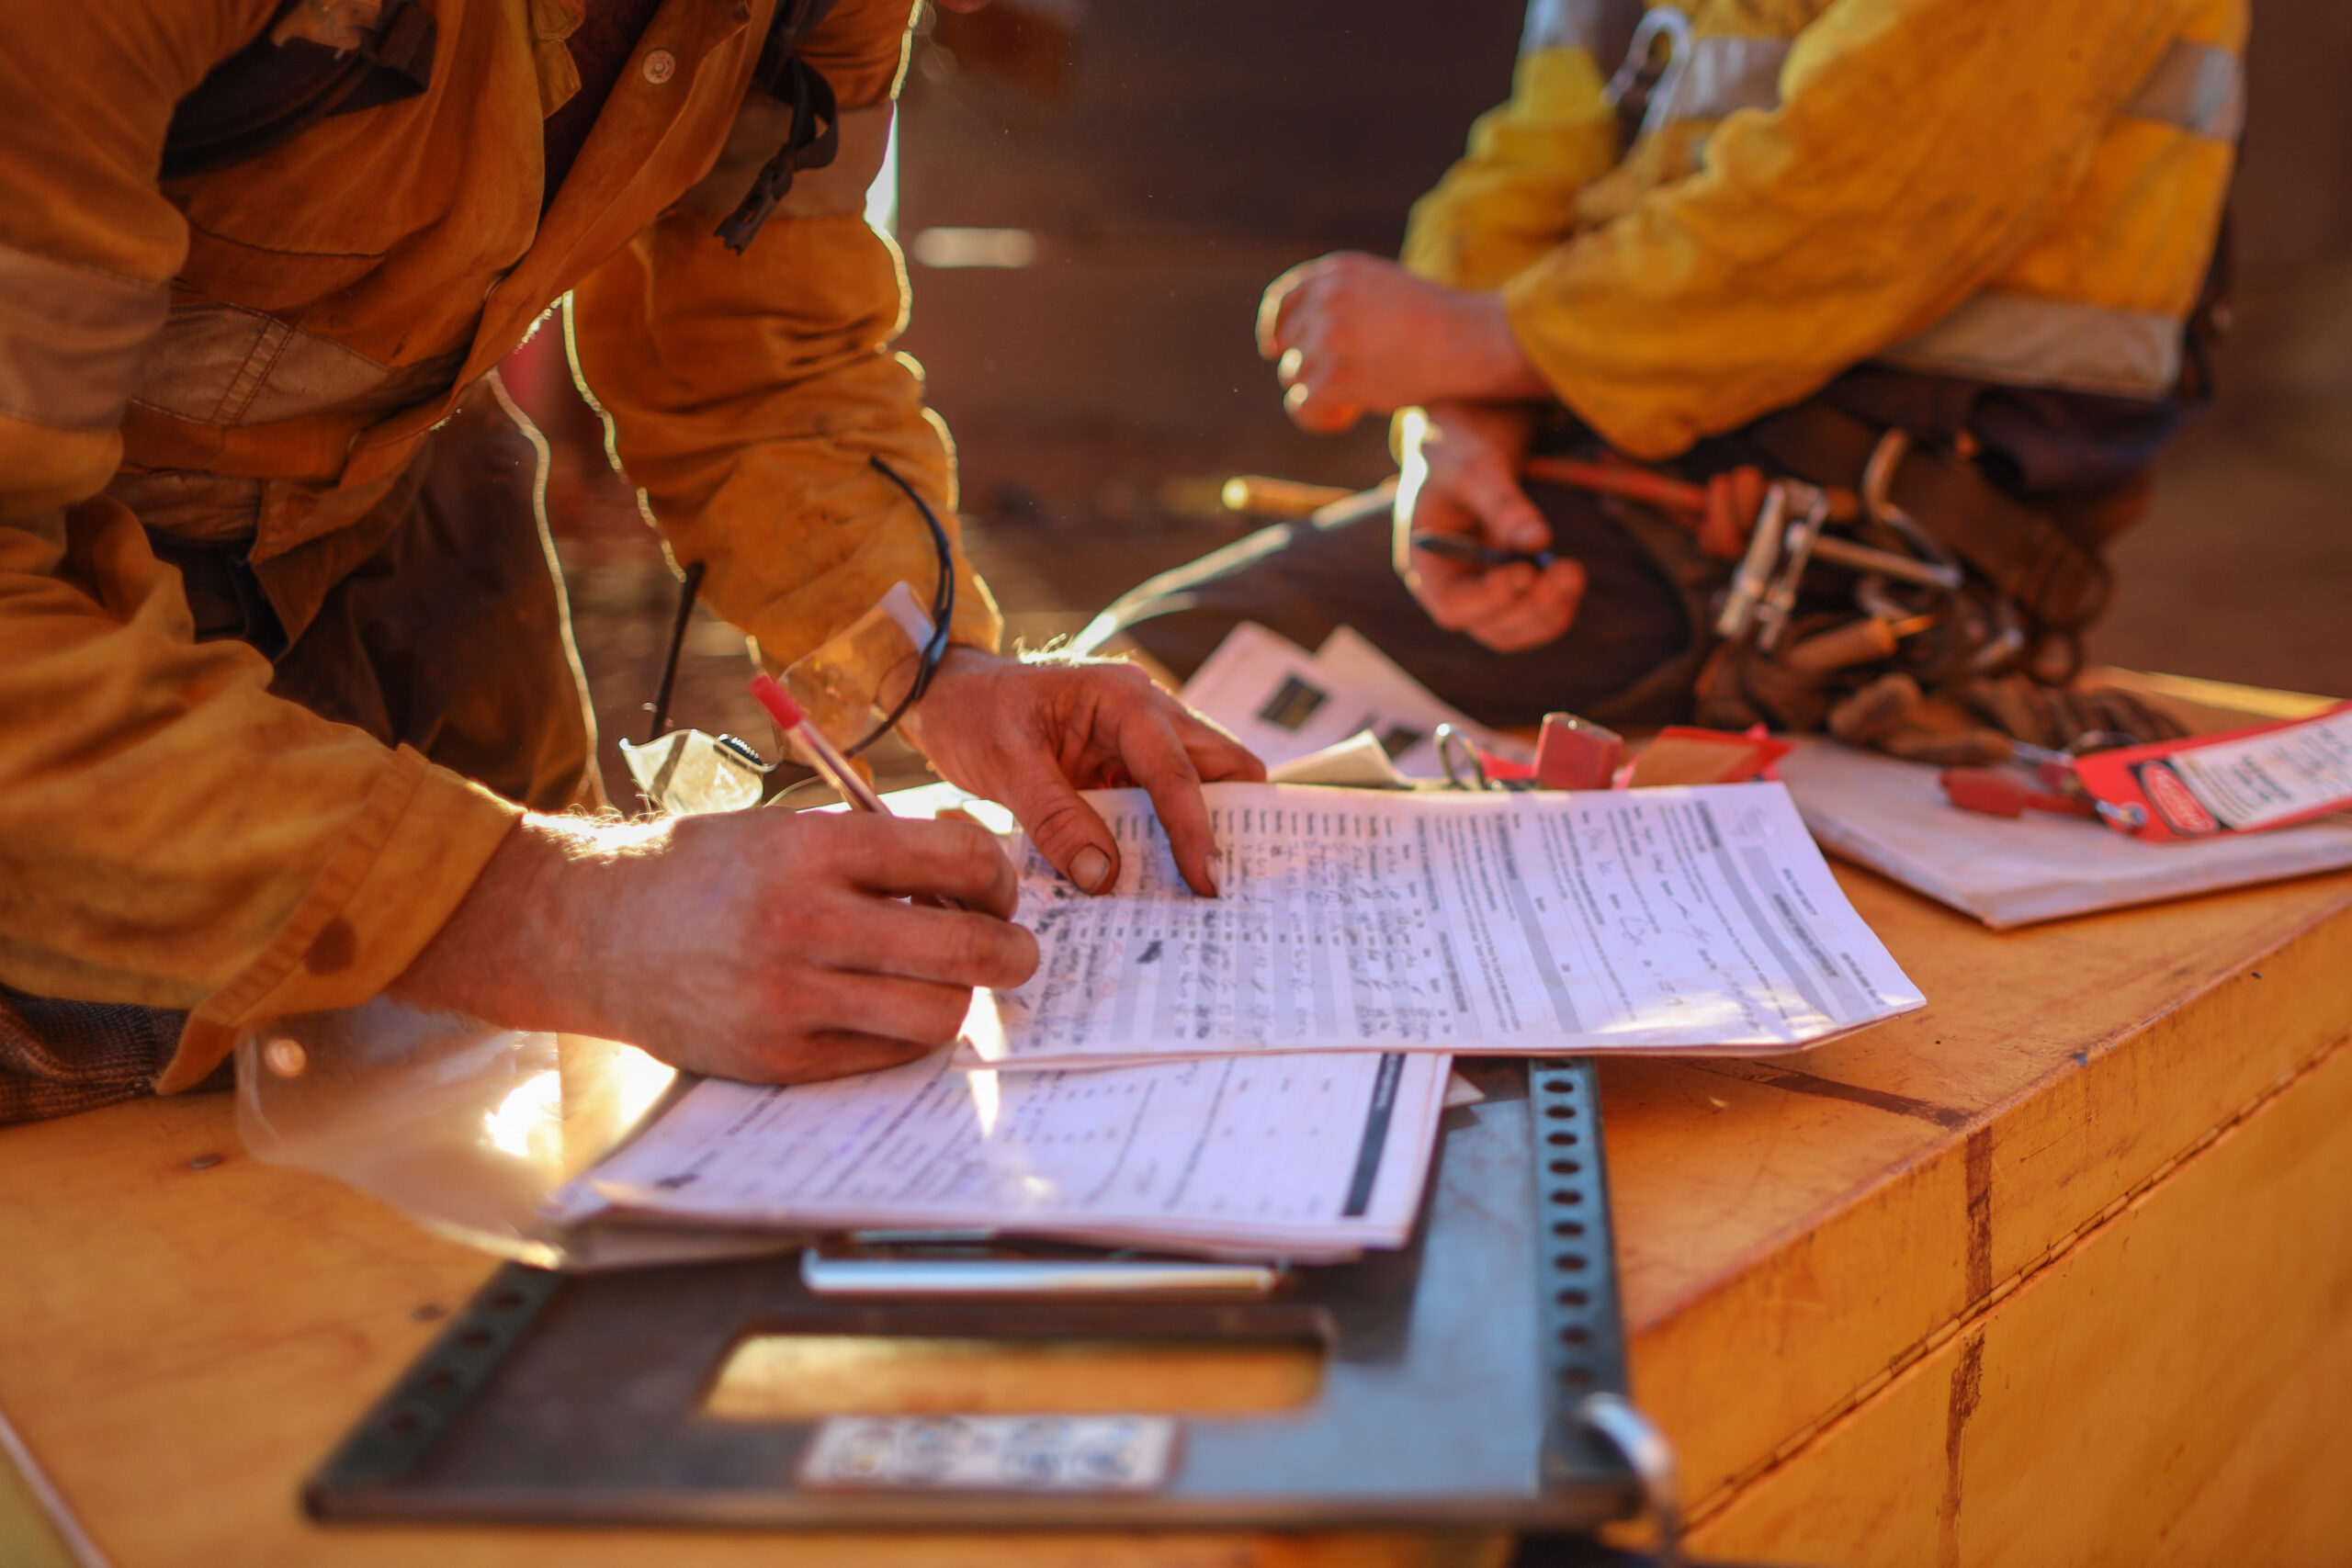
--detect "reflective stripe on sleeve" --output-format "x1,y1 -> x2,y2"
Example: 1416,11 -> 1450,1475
1874,291 -> 2183,400
0,243 -> 169,433
128,302 -> 462,428
2121,38 -> 2244,141
1521,0 -> 1641,57
1658,33 -> 1788,124
1645,29 -> 2238,143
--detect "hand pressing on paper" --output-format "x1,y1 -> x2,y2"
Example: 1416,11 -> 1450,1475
393,809 -> 1037,1085
903,647 -> 1264,898
1395,402 -> 1587,653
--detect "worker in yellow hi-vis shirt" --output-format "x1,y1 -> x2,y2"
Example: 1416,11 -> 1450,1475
1091,0 -> 2240,754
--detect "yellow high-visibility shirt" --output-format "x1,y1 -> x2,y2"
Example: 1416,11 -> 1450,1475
1402,0 -> 2245,458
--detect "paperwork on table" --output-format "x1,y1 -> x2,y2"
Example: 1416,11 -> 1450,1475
957,780 -> 1923,1071
549,1047 -> 1450,1261
1180,623 -> 1528,778
1778,738 -> 2352,929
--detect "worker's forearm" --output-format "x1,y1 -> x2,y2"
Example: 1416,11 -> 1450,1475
1444,292 -> 1555,404
390,815 -> 650,1035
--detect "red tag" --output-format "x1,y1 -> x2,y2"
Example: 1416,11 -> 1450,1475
1622,727 -> 1794,789
2072,701 -> 2352,842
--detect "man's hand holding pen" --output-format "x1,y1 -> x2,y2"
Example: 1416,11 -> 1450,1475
390,648 -> 1260,1084
1394,402 -> 1588,653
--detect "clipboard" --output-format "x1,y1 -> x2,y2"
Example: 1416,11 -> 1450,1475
304,1057 -> 1663,1532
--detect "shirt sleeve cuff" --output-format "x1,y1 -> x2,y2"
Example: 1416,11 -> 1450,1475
157,747 -> 523,1092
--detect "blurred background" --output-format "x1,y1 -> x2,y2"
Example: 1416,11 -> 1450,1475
503,0 -> 2352,804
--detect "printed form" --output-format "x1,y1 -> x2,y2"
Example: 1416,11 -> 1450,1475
2169,705 -> 2352,830
556,1048 -> 1448,1259
963,781 -> 1924,1069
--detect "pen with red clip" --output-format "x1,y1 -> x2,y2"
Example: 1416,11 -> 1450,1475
750,673 -> 886,812
749,673 -> 961,908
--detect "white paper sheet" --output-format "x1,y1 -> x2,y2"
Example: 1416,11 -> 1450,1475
1777,737 -> 2352,929
553,1047 -> 1449,1260
1178,623 -> 1525,778
960,781 -> 1922,1069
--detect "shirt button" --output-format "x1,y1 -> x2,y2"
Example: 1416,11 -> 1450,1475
641,49 -> 676,85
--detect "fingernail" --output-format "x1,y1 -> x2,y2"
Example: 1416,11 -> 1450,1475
1070,846 -> 1113,892
1511,524 -> 1548,550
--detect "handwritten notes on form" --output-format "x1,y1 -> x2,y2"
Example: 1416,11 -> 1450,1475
963,781 -> 1923,1069
556,1047 -> 1448,1259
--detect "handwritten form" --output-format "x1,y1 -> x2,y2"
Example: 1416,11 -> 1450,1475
555,1048 -> 1448,1259
963,782 -> 1924,1069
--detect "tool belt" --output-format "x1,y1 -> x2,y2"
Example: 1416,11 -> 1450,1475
1634,397 -> 2183,763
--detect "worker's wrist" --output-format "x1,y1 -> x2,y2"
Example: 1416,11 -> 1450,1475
1453,294 -> 1550,403
390,813 -> 662,1034
895,644 -> 1005,751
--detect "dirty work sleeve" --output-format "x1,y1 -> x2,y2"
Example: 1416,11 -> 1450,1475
1500,0 -> 2197,458
0,0 -> 522,1095
567,0 -> 1001,685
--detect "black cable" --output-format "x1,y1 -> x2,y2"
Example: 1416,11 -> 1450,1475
638,461 -> 951,757
645,558 -> 706,743
845,454 -> 956,759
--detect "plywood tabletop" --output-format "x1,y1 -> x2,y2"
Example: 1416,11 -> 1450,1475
1611,862 -> 2352,1514
5,863 -> 2348,1564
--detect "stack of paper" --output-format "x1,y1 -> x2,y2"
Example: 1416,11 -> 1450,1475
1778,737 -> 2352,929
551,1048 -> 1447,1262
1179,624 -> 1528,777
962,781 -> 1924,1071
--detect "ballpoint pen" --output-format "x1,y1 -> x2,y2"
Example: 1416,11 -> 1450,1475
750,672 -> 886,811
1408,532 -> 1559,570
749,673 -> 960,908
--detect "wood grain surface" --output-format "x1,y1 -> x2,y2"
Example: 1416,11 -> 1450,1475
5,863 -> 2350,1565
1686,1025 -> 2352,1565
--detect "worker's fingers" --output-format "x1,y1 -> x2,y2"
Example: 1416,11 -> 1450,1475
806,969 -> 1000,1054
820,814 -> 1021,919
1454,460 -> 1549,555
1107,699 -> 1228,897
1464,559 -> 1587,653
1170,705 -> 1267,786
1257,260 -> 1324,359
1700,467 -> 1769,559
991,753 -> 1125,895
1283,378 -> 1363,434
744,1029 -> 942,1086
1420,558 -> 1541,633
804,897 -> 1037,991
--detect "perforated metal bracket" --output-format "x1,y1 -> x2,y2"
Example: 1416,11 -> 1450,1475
1529,1059 -> 1641,1482
310,1263 -> 565,1501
